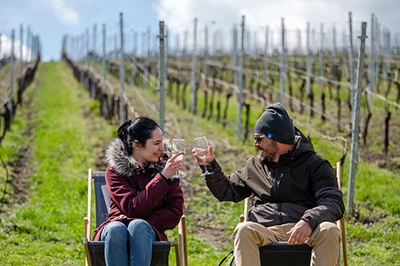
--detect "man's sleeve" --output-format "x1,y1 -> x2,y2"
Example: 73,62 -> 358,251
301,161 -> 345,230
204,159 -> 252,203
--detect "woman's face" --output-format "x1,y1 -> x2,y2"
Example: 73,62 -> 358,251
134,127 -> 164,165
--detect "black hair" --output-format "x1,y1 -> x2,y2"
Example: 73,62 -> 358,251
117,117 -> 161,156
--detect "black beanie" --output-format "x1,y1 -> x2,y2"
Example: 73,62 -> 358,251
254,102 -> 295,144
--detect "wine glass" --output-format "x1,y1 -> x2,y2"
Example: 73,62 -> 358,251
193,136 -> 213,176
171,139 -> 186,179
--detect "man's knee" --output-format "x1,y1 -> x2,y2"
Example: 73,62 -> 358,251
233,222 -> 252,240
232,221 -> 270,244
317,222 -> 341,241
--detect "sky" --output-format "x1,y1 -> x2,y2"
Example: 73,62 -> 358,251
0,0 -> 399,62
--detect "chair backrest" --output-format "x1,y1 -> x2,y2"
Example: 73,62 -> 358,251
93,172 -> 110,227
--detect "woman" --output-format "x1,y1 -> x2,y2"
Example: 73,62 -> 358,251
93,117 -> 184,266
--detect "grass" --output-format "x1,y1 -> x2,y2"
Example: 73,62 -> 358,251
0,61 -> 113,265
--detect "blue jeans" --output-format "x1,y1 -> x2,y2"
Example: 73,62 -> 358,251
101,219 -> 156,266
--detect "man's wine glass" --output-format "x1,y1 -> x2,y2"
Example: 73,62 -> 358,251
171,139 -> 186,179
193,136 -> 213,176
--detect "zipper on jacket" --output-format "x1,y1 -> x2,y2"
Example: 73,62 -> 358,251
276,173 -> 283,187
273,172 -> 284,224
271,170 -> 282,199
278,202 -> 283,224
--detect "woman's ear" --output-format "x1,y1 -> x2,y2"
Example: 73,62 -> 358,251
132,140 -> 142,149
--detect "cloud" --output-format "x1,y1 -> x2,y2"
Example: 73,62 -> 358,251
153,0 -> 322,51
156,0 -> 329,30
155,0 -> 400,53
155,0 -> 398,36
43,0 -> 80,26
0,34 -> 33,60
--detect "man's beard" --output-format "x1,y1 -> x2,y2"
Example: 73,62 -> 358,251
258,141 -> 278,162
263,148 -> 277,162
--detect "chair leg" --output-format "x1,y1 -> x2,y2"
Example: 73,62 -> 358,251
179,215 -> 188,266
335,163 -> 348,266
172,238 -> 181,266
340,218 -> 348,266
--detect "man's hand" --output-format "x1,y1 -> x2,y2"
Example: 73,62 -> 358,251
192,144 -> 214,165
286,220 -> 312,245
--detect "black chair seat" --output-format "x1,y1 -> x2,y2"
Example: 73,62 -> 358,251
259,242 -> 312,266
87,240 -> 171,266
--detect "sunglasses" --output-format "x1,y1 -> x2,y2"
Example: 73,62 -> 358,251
254,134 -> 266,143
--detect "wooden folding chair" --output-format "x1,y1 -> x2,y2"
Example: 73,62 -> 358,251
238,162 -> 348,266
83,169 -> 188,266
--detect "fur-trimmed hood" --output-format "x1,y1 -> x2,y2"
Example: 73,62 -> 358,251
105,138 -> 170,177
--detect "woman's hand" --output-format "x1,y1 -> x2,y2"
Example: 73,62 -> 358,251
192,144 -> 214,165
161,152 -> 183,179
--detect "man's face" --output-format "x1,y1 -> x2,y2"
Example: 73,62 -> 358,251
254,134 -> 278,162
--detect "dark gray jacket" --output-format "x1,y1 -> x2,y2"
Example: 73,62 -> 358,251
204,129 -> 344,230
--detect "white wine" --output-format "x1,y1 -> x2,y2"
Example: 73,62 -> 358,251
171,139 -> 186,179
197,149 -> 207,160
193,136 -> 214,176
171,151 -> 184,160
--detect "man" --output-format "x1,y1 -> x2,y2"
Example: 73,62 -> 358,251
192,102 -> 344,266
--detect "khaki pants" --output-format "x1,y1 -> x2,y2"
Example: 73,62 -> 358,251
232,221 -> 340,266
